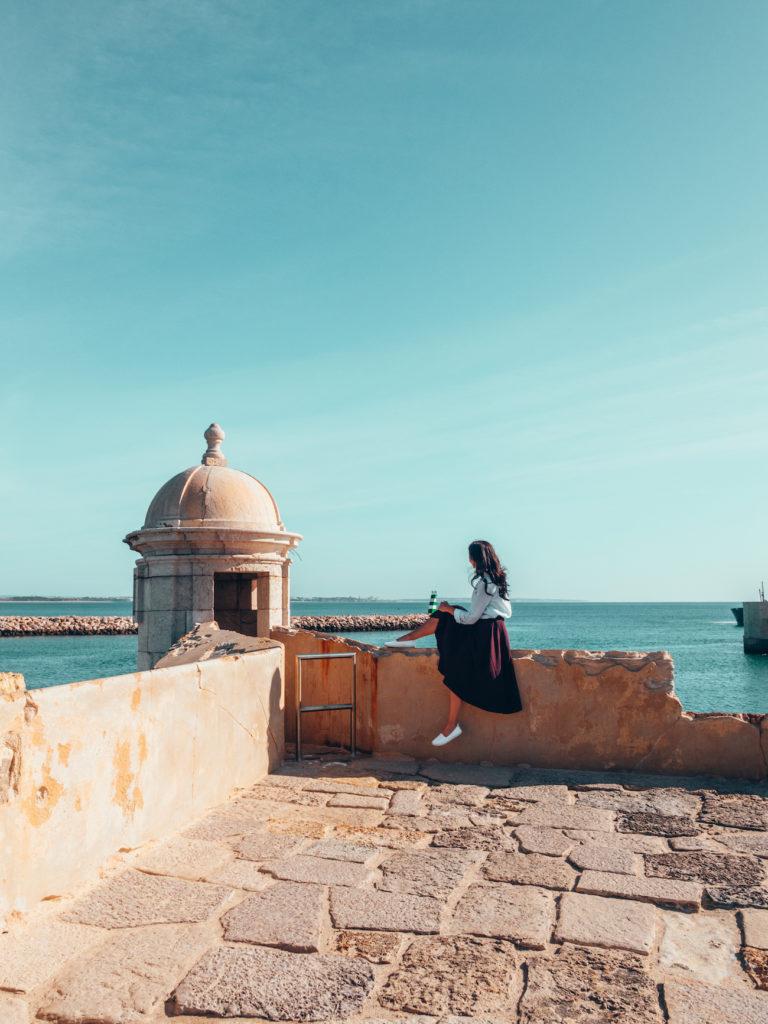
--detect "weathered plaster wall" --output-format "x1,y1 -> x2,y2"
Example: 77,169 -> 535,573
0,639 -> 283,924
274,628 -> 768,780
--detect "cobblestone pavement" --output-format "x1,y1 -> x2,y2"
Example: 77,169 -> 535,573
3,757 -> 768,1023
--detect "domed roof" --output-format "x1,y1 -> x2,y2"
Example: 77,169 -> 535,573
142,424 -> 284,531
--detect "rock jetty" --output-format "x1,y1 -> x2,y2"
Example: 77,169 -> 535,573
0,614 -> 428,637
0,616 -> 138,636
292,614 -> 428,633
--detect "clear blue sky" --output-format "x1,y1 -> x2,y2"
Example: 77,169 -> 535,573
1,1 -> 766,601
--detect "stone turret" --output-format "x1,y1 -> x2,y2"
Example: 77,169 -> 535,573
124,424 -> 302,669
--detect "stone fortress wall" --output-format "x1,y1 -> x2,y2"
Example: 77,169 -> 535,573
1,624 -> 767,926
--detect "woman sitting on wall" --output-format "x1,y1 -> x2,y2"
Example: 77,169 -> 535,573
386,539 -> 522,746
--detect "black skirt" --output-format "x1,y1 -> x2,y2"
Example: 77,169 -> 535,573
434,610 -> 523,714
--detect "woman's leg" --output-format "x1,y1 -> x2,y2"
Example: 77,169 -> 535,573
394,616 -> 439,642
440,691 -> 463,735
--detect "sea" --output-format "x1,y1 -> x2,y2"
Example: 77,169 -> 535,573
1,599 -> 766,714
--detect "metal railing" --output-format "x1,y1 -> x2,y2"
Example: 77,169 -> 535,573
294,652 -> 356,761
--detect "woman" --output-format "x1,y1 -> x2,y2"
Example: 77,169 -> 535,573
385,539 -> 522,746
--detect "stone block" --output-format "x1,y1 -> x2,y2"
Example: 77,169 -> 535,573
304,838 -> 381,863
61,869 -> 233,928
335,929 -> 404,963
330,886 -> 441,933
431,825 -> 517,851
0,919 -> 105,992
222,881 -> 326,952
183,809 -> 258,842
484,851 -> 577,890
714,831 -> 768,858
664,977 -> 768,1023
577,788 -> 701,817
555,891 -> 656,955
493,783 -> 572,803
378,848 -> 479,898
565,828 -> 668,854
451,883 -> 554,949
378,935 -> 521,1017
235,832 -> 305,861
515,825 -> 575,856
568,844 -> 641,875
171,944 -> 375,1021
658,908 -> 742,985
133,836 -> 232,881
327,792 -> 390,810
304,780 -> 394,798
37,923 -> 213,1024
146,574 -> 192,612
743,947 -> 768,990
706,886 -> 768,909
205,859 -> 272,891
388,790 -> 424,816
742,908 -> 768,949
519,945 -> 663,1023
700,794 -> 768,830
577,869 -> 702,909
618,812 -> 699,837
516,803 -> 615,832
426,783 -> 490,806
260,854 -> 373,887
645,851 -> 764,886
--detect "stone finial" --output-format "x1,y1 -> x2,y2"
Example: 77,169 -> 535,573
202,423 -> 228,467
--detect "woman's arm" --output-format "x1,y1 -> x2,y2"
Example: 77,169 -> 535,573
452,584 -> 493,625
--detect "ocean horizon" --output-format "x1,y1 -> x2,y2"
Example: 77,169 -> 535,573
1,599 -> 766,715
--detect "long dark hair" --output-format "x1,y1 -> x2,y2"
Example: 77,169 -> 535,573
468,539 -> 509,599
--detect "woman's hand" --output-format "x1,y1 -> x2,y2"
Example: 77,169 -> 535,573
438,601 -> 454,614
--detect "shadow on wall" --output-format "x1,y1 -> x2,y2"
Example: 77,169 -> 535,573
273,628 -> 768,781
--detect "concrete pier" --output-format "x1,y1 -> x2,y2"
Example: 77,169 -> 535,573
743,600 -> 768,654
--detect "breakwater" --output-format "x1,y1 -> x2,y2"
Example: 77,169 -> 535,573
0,614 -> 427,637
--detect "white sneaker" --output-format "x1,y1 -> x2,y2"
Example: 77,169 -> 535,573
431,724 -> 462,746
384,638 -> 414,648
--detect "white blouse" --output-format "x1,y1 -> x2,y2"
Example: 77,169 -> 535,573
453,575 -> 512,625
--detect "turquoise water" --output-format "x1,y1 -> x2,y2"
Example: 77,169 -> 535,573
1,600 -> 766,714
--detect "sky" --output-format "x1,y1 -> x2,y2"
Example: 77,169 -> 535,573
1,0 -> 767,602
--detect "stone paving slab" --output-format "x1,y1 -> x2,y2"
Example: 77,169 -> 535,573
664,977 -> 768,1023
431,825 -> 517,852
705,885 -> 768,909
577,788 -> 701,817
38,923 -> 214,1024
741,908 -> 768,949
334,929 -> 405,963
303,780 -> 395,799
565,828 -> 669,854
60,870 -> 233,928
304,838 -> 382,863
133,836 -> 232,881
567,844 -> 641,875
222,881 -> 326,952
378,848 -> 479,898
426,783 -> 491,806
204,859 -> 273,891
330,885 -> 441,933
378,935 -> 521,1017
700,795 -> 768,831
577,869 -> 702,908
657,908 -> 743,986
171,944 -> 375,1021
743,947 -> 768,989
645,851 -> 765,886
618,811 -> 699,836
327,793 -> 391,810
491,783 -> 571,803
261,854 -> 374,887
451,883 -> 554,948
515,803 -> 615,832
234,832 -> 306,861
329,824 -> 432,849
555,891 -> 657,955
182,809 -> 261,842
483,851 -> 577,890
710,831 -> 768,858
0,919 -> 105,993
387,790 -> 424,815
518,945 -> 664,1023
515,825 -> 575,856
